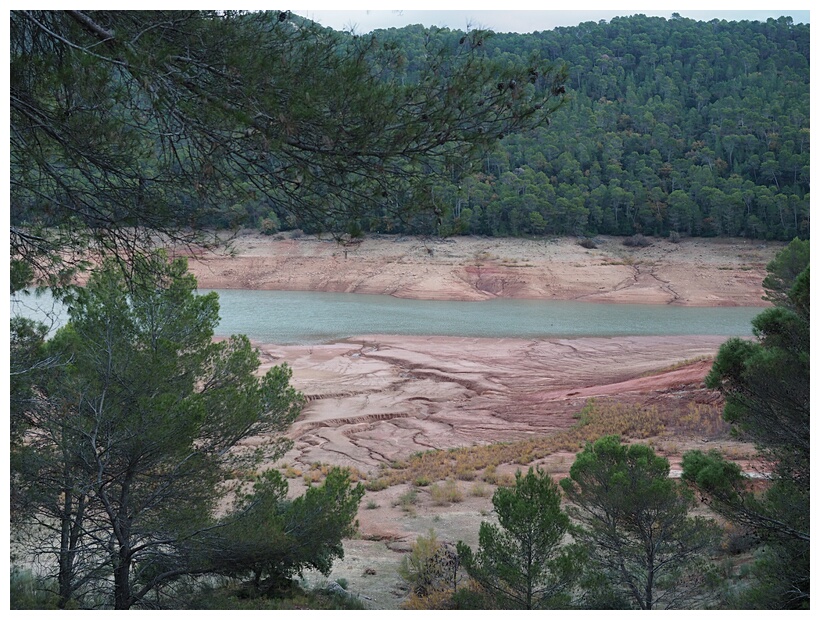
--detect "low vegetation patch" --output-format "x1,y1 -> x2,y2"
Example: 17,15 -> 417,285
366,398 -> 730,488
186,582 -> 366,610
394,488 -> 420,513
429,479 -> 464,505
623,233 -> 652,247
10,568 -> 366,611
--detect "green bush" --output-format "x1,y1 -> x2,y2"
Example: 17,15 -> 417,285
259,212 -> 281,234
365,478 -> 389,491
188,581 -> 366,610
623,234 -> 651,247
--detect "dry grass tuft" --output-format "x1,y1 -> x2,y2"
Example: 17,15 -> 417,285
429,479 -> 464,505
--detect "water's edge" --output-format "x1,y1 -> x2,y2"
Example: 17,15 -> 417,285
11,288 -> 760,345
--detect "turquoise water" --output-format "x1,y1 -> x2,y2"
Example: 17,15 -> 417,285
11,288 -> 762,345
204,289 -> 761,343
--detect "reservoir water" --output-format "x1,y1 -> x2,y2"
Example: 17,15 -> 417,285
12,288 -> 763,345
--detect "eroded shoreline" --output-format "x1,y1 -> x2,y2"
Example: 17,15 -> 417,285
252,333 -> 732,473
183,232 -> 779,307
193,232 -> 773,475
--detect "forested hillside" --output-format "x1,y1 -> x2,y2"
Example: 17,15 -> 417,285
11,13 -> 809,243
351,15 -> 808,240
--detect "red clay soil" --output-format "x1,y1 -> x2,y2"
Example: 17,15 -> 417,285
183,231 -> 779,306
186,233 -> 775,608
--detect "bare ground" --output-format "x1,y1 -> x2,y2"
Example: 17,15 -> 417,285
183,231 -> 778,307
249,334 -> 760,608
178,232 -> 778,608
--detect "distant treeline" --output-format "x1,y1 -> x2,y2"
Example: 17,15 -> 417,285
268,15 -> 808,240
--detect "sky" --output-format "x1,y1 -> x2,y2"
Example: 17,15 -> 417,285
6,3 -> 808,33
292,2 -> 810,34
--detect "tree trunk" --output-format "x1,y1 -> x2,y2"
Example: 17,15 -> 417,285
58,456 -> 87,607
111,473 -> 135,609
645,544 -> 655,610
57,496 -> 75,608
113,544 -> 133,610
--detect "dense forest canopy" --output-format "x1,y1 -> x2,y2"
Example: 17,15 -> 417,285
351,14 -> 808,240
11,13 -> 809,250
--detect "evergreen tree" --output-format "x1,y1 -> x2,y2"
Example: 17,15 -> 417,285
203,467 -> 364,595
10,10 -> 567,286
683,251 -> 809,608
11,254 -> 305,609
457,467 -> 579,609
761,237 -> 810,305
364,15 -> 809,239
561,436 -> 721,609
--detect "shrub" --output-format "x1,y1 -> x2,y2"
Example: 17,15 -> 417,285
669,230 -> 682,244
302,469 -> 323,485
283,464 -> 302,478
259,212 -> 281,234
399,529 -> 460,603
399,529 -> 443,594
455,465 -> 476,481
515,449 -> 534,465
722,523 -> 757,555
189,582 -> 366,610
578,238 -> 597,249
394,488 -> 419,512
401,588 -> 456,610
623,234 -> 651,247
430,479 -> 464,505
451,580 -> 492,609
470,481 -> 489,497
365,478 -> 389,492
10,568 -> 60,609
481,465 -> 498,485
